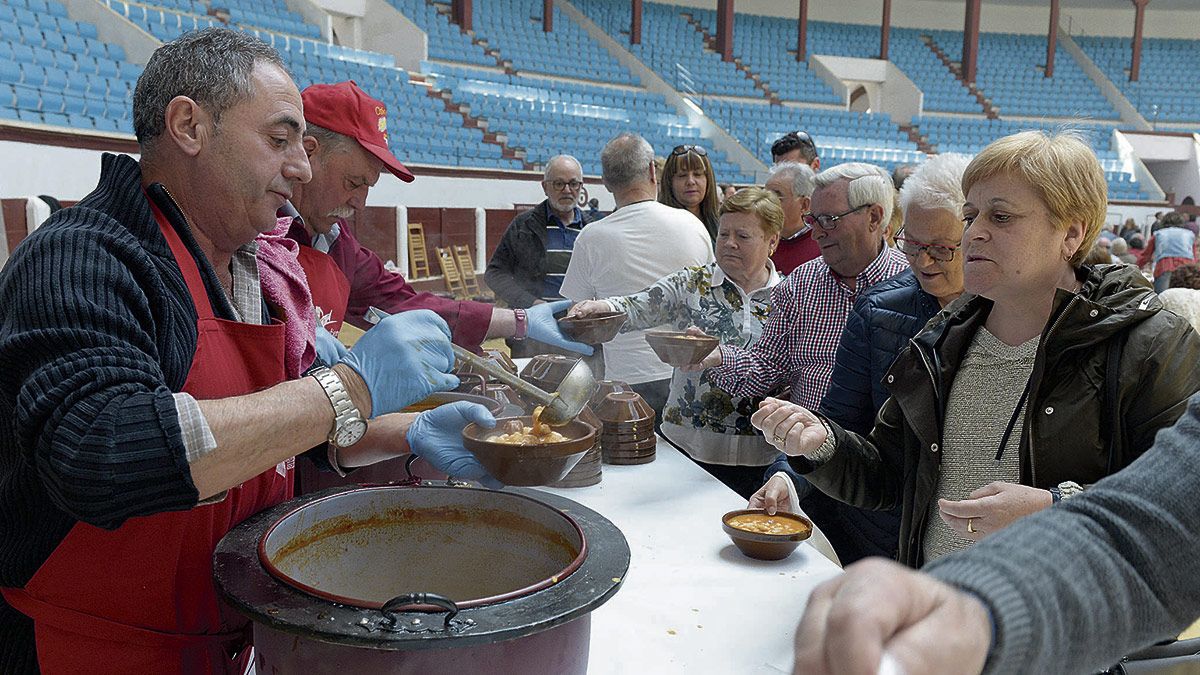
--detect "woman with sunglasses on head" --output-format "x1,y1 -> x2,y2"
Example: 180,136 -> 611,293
660,145 -> 721,243
749,131 -> 1200,568
755,154 -> 972,565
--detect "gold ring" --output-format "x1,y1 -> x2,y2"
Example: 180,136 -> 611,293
967,518 -> 976,533
773,434 -> 785,444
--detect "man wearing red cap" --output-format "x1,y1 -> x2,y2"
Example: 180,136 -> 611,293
284,80 -> 588,355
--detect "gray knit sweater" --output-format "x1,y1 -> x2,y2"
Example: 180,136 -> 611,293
923,329 -> 1037,561
925,392 -> 1200,673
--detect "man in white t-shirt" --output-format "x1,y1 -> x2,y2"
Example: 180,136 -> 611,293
560,133 -> 715,414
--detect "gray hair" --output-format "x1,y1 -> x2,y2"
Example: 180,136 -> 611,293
306,123 -> 356,155
543,155 -> 582,180
133,28 -> 285,150
814,162 -> 894,223
601,133 -> 655,192
897,153 -> 971,219
767,161 -> 815,198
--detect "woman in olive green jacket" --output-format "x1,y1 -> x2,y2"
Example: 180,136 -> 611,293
750,131 -> 1200,567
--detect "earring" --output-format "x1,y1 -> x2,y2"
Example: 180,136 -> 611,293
1062,250 -> 1072,262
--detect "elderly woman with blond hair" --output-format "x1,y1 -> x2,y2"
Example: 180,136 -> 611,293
750,131 -> 1200,567
569,187 -> 784,497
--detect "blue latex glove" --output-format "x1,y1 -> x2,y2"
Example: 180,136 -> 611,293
525,300 -> 594,355
314,326 -> 349,365
406,401 -> 502,488
339,309 -> 459,415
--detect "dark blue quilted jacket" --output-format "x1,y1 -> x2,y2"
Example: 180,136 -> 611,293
819,269 -> 941,435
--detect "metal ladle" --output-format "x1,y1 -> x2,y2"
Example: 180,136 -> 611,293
364,306 -> 597,426
451,344 -> 597,426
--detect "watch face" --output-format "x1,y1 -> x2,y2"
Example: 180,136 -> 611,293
335,418 -> 367,447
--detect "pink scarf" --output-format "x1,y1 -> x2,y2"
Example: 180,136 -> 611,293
256,217 -> 318,377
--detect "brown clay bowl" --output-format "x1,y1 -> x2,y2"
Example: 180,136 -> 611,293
589,380 -> 633,408
402,391 -> 505,416
721,509 -> 813,561
462,416 -> 596,487
558,311 -> 628,344
595,392 -> 655,424
644,330 -> 720,367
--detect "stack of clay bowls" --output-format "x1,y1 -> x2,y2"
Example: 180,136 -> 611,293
594,389 -> 656,465
547,406 -> 603,488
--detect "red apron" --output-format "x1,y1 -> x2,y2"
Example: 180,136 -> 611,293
297,244 -> 350,337
1,205 -> 296,674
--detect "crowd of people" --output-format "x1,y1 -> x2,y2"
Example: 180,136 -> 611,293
3,26 -> 1200,675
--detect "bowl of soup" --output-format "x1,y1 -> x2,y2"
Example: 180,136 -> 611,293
462,410 -> 596,487
721,509 -> 813,561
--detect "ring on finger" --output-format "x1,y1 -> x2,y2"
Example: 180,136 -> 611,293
967,517 -> 976,533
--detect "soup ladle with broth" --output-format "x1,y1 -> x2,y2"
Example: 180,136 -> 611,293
364,307 -> 599,426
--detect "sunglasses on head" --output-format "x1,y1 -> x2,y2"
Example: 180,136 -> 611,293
671,145 -> 708,157
772,131 -> 817,158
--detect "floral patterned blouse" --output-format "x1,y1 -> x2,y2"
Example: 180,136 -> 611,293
606,261 -> 782,466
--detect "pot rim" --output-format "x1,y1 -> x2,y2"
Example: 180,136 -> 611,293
257,485 -> 589,610
214,485 -> 630,650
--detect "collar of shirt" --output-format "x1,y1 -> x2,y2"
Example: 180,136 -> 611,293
828,243 -> 899,290
284,214 -> 341,253
782,225 -> 812,241
710,259 -> 781,298
546,202 -> 583,229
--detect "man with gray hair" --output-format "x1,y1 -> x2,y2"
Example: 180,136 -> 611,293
561,133 -> 714,413
285,81 -> 589,357
764,161 -> 819,274
0,29 -> 495,671
700,162 -> 908,415
487,156 -> 588,306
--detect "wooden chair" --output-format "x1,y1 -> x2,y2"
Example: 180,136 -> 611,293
435,246 -> 468,299
453,244 -> 489,299
408,223 -> 431,279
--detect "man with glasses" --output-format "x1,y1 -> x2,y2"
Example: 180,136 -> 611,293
284,82 -> 588,355
700,163 -> 907,417
487,155 -> 594,356
764,161 -> 820,274
771,130 -> 820,170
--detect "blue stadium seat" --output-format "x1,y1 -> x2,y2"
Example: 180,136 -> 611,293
13,85 -> 39,111
0,62 -> 22,86
41,91 -> 65,113
43,111 -> 70,127
20,64 -> 47,87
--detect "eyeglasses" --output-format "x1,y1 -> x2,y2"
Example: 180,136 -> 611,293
803,204 -> 868,231
671,145 -> 708,157
771,131 -> 817,159
547,179 -> 584,192
895,233 -> 960,262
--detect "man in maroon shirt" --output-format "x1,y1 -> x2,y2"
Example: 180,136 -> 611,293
282,81 -> 589,354
765,161 -> 820,275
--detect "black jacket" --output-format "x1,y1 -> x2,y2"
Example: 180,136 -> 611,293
484,200 -> 589,308
798,264 -> 1200,567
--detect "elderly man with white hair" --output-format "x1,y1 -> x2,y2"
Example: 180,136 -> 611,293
764,161 -> 819,274
698,162 -> 908,416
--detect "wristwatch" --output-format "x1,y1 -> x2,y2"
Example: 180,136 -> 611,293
1049,480 -> 1084,504
310,366 -> 367,450
513,308 -> 528,340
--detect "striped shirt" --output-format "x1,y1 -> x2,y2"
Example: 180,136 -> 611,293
708,245 -> 909,409
542,203 -> 583,300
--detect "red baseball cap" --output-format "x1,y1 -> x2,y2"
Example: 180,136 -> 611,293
301,80 -> 415,183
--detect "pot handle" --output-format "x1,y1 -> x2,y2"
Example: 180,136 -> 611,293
380,593 -> 460,631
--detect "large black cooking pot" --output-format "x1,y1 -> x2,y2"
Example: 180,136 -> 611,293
213,485 -> 629,674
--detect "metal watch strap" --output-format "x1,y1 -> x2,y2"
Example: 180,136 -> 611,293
309,366 -> 365,473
